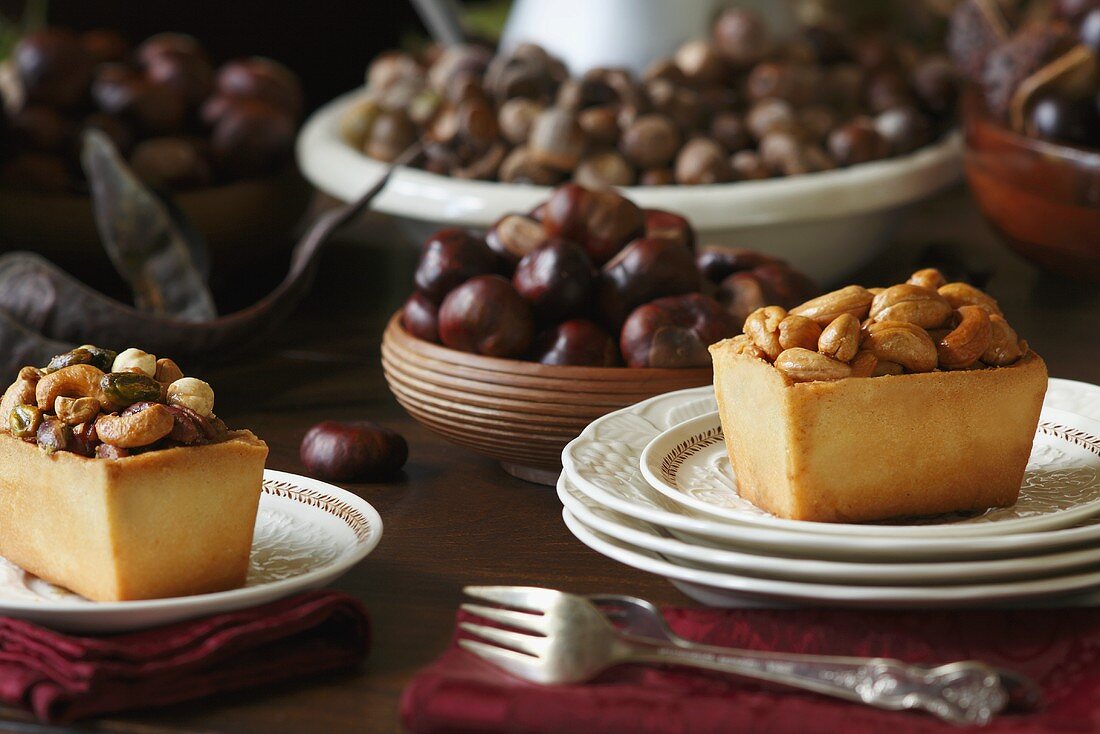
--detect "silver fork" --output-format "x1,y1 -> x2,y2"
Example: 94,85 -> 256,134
461,586 -> 1036,726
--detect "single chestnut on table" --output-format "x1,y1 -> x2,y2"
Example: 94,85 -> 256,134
300,421 -> 409,481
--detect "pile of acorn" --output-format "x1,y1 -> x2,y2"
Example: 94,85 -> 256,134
0,26 -> 303,193
950,0 -> 1100,147
400,183 -> 815,368
343,8 -> 956,187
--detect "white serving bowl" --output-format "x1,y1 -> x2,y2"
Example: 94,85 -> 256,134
297,89 -> 963,284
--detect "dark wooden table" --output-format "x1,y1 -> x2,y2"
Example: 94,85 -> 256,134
3,186 -> 1099,733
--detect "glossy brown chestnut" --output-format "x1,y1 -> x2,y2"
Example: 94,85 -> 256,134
215,57 -> 304,119
129,137 -> 212,189
620,293 -> 737,368
597,237 -> 701,328
643,209 -> 696,250
513,239 -> 595,322
828,117 -> 890,166
144,50 -> 215,106
13,28 -> 94,109
542,184 -> 645,265
401,291 -> 440,343
438,275 -> 535,358
533,319 -> 620,366
414,228 -> 499,303
300,420 -> 409,481
210,99 -> 297,177
696,245 -> 777,282
485,213 -> 549,263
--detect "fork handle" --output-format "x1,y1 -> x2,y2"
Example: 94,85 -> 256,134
621,637 -> 1008,726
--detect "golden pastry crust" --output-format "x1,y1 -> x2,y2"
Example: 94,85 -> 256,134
709,341 -> 1047,522
0,430 -> 268,601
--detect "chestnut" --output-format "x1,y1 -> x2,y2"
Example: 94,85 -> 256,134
414,228 -> 499,302
731,150 -> 770,181
709,111 -> 750,152
696,246 -> 777,283
528,107 -> 586,171
597,237 -> 701,328
498,97 -> 543,144
874,106 -> 931,155
643,209 -> 695,250
574,150 -> 635,188
136,33 -> 206,65
674,138 -> 733,185
712,8 -> 771,68
716,271 -> 771,325
215,57 -> 304,119
827,117 -> 890,167
513,239 -> 595,322
485,213 -> 549,263
300,421 -> 408,481
640,168 -> 675,186
81,29 -> 129,64
674,39 -> 727,87
13,28 -> 94,109
498,146 -> 564,185
365,110 -> 417,162
619,114 -> 681,169
532,319 -> 620,366
129,137 -> 212,189
438,275 -> 535,358
620,293 -> 737,368
210,99 -> 297,178
144,50 -> 215,106
578,105 -> 621,146
92,64 -> 187,133
542,184 -> 645,265
401,291 -> 440,342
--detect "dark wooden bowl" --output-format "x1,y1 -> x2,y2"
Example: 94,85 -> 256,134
963,95 -> 1100,282
381,313 -> 713,485
0,168 -> 312,288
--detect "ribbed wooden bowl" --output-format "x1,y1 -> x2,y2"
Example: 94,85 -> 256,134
381,313 -> 712,485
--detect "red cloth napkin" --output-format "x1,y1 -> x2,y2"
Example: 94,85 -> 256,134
0,590 -> 369,723
401,606 -> 1100,734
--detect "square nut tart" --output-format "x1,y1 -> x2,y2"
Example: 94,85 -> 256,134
709,269 -> 1048,523
0,346 -> 268,602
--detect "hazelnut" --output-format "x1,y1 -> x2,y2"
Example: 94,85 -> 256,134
528,107 -> 586,171
674,138 -> 732,185
574,150 -> 635,188
620,114 -> 681,169
712,9 -> 771,68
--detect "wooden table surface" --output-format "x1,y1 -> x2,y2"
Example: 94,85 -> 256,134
3,186 -> 1099,733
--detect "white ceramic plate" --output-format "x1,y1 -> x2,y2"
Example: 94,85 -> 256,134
562,379 -> 1100,560
296,90 -> 962,284
559,472 -> 1100,585
639,408 -> 1100,537
562,507 -> 1100,607
0,470 -> 382,632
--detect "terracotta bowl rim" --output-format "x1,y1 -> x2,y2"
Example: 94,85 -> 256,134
383,311 -> 714,381
962,91 -> 1100,170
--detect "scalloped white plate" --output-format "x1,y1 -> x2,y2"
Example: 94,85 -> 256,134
562,378 -> 1100,560
562,507 -> 1100,607
639,408 -> 1100,537
558,472 -> 1100,585
0,470 -> 382,632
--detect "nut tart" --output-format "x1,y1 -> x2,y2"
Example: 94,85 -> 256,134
709,271 -> 1048,523
0,346 -> 268,601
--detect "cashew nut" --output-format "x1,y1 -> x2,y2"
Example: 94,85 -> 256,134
907,268 -> 947,291
818,313 -> 861,362
166,377 -> 215,418
0,367 -> 42,433
112,348 -> 156,377
35,364 -> 109,411
937,306 -> 992,370
54,396 -> 101,426
774,348 -> 852,383
863,321 -> 938,373
95,404 -> 175,448
777,315 -> 822,352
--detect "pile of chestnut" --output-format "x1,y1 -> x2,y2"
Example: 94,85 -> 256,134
950,0 -> 1100,147
400,183 -> 815,368
0,26 -> 303,193
343,7 -> 956,187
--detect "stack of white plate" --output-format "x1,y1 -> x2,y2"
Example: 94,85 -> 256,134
559,378 -> 1100,608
